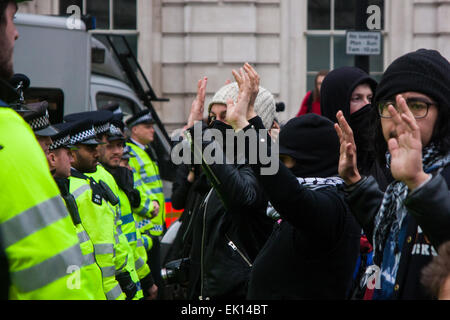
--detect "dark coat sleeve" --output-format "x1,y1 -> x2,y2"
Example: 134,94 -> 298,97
171,163 -> 193,211
404,172 -> 450,249
248,116 -> 349,242
343,176 -> 384,243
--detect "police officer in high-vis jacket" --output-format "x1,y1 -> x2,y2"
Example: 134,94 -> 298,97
0,0 -> 101,300
47,121 -> 107,300
99,115 -> 159,300
65,111 -> 143,300
67,118 -> 127,300
126,109 -> 166,296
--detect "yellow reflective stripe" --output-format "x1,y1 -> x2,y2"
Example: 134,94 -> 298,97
11,244 -> 83,293
72,185 -> 91,200
106,283 -> 123,300
0,196 -> 68,249
93,243 -> 115,255
101,266 -> 116,278
83,252 -> 96,266
135,257 -> 145,270
77,230 -> 90,244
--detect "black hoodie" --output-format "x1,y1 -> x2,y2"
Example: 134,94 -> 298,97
320,67 -> 392,190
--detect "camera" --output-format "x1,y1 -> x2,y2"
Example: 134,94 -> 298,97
161,258 -> 190,286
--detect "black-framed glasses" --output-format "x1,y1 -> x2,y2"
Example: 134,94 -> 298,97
378,98 -> 435,119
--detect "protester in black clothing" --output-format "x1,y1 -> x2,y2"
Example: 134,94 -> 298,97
336,49 -> 450,300
246,114 -> 361,299
321,67 -> 392,192
222,65 -> 361,299
183,69 -> 276,300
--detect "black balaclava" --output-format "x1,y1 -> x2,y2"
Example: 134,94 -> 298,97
279,114 -> 340,178
320,66 -> 378,173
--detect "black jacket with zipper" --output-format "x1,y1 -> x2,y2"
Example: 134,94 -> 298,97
186,121 -> 273,300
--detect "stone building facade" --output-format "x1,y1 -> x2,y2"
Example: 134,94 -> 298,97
18,0 -> 450,131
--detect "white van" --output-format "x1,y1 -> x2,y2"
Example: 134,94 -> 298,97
13,13 -> 176,184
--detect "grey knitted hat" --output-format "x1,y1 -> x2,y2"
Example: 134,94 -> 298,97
208,82 -> 276,130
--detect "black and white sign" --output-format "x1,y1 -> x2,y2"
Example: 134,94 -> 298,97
346,31 -> 382,56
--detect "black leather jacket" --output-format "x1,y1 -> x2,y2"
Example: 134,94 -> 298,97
187,121 -> 273,300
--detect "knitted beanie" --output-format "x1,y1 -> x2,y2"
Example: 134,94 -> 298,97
374,49 -> 450,111
208,82 -> 276,130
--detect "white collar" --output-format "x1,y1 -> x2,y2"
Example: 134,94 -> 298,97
131,138 -> 147,151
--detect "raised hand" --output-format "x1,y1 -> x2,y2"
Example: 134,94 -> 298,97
187,77 -> 208,128
243,63 -> 260,120
335,111 -> 362,185
387,95 -> 430,190
226,64 -> 260,131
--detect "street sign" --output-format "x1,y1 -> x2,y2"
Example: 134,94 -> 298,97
346,31 -> 381,56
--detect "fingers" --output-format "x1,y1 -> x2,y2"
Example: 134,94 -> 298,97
389,95 -> 421,140
336,111 -> 356,145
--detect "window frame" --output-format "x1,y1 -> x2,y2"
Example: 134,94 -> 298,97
305,0 -> 387,85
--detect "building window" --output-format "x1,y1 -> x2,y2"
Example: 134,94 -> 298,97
306,0 -> 385,90
59,0 -> 138,56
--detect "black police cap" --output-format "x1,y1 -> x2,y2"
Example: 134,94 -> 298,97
125,109 -> 154,128
49,122 -> 74,151
19,101 -> 59,136
64,110 -> 114,135
69,119 -> 104,146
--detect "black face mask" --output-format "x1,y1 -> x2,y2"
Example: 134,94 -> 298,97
349,104 -> 375,166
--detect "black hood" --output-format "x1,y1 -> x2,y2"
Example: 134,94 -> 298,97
279,114 -> 340,178
320,66 -> 377,124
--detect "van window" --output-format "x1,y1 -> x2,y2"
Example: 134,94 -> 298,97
96,92 -> 138,118
24,88 -> 65,124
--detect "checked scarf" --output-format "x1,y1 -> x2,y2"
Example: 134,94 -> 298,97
373,144 -> 450,266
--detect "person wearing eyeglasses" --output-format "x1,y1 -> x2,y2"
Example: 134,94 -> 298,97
336,49 -> 450,300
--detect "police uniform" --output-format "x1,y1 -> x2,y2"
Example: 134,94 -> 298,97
104,120 -> 156,298
66,119 -> 126,300
126,110 -> 165,294
49,122 -> 106,300
66,111 -> 143,300
0,83 -> 101,299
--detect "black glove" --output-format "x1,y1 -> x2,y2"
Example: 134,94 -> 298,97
140,273 -> 155,298
116,271 -> 138,300
108,167 -> 141,208
109,166 -> 134,192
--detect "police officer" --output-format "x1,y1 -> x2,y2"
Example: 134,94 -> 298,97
0,0 -> 98,300
126,110 -> 166,296
67,118 -> 126,300
66,111 -> 143,300
100,117 -> 159,300
47,121 -> 107,299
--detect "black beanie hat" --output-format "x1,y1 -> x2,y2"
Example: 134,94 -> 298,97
374,49 -> 450,111
321,66 -> 378,124
279,114 -> 340,178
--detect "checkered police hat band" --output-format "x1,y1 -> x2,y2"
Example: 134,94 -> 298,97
70,128 -> 96,145
94,123 -> 110,135
129,114 -> 152,127
110,124 -> 123,137
30,114 -> 50,131
49,135 -> 70,151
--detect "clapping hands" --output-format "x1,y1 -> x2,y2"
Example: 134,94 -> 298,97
226,63 -> 260,131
